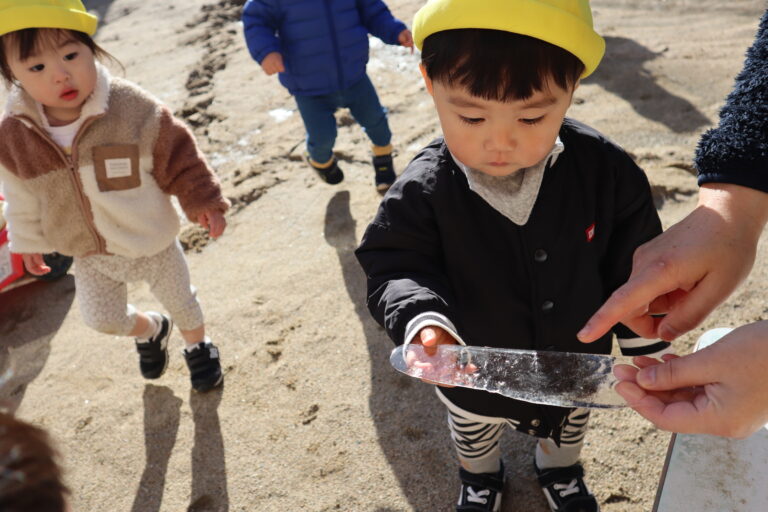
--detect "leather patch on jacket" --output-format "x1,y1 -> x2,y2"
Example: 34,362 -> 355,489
92,145 -> 140,191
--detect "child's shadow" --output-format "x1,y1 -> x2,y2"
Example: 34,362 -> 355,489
585,36 -> 710,133
325,191 -> 548,511
130,385 -> 183,512
0,276 -> 76,412
189,386 -> 229,511
130,385 -> 228,512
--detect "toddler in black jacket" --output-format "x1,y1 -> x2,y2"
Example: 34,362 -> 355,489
355,1 -> 672,511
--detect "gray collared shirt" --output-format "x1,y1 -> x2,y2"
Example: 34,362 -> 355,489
450,138 -> 564,226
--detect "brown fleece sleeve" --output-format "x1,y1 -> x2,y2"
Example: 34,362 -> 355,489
151,107 -> 230,221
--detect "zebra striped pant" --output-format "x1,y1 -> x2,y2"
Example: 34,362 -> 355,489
437,389 -> 589,474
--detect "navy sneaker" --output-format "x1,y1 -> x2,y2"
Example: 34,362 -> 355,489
183,340 -> 223,392
373,154 -> 396,193
535,462 -> 599,512
456,463 -> 504,511
134,312 -> 172,379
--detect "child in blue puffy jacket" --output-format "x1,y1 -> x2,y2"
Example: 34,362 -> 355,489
242,0 -> 413,192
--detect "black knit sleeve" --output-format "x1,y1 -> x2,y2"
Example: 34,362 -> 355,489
696,10 -> 768,192
355,166 -> 458,346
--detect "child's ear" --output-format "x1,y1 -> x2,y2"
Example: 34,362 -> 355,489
419,63 -> 434,96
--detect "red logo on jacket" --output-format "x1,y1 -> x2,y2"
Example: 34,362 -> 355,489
585,223 -> 596,242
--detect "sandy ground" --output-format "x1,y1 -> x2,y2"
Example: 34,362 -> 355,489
1,0 -> 767,510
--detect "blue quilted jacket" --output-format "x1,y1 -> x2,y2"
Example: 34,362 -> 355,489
242,0 -> 407,96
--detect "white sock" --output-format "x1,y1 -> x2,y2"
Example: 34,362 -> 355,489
458,454 -> 502,474
136,314 -> 161,341
184,336 -> 210,352
535,439 -> 582,470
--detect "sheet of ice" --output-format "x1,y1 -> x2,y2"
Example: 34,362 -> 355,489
390,344 -> 626,408
268,108 -> 294,123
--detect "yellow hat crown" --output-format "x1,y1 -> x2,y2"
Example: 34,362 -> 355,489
0,0 -> 98,38
413,0 -> 605,78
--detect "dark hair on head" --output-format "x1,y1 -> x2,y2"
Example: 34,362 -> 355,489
421,29 -> 585,101
0,413 -> 69,512
0,28 -> 117,88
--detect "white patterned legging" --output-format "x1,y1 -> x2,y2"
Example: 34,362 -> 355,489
74,240 -> 204,335
440,389 -> 589,474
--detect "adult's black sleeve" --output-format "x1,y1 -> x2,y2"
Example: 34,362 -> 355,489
696,10 -> 768,192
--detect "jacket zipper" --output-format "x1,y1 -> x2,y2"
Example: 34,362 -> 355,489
16,114 -> 107,255
322,0 -> 345,91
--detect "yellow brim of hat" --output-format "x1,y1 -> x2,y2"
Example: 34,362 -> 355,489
0,6 -> 97,37
413,0 -> 605,78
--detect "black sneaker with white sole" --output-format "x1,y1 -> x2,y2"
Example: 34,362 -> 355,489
535,462 -> 599,512
134,313 -> 172,379
456,463 -> 504,512
183,340 -> 223,392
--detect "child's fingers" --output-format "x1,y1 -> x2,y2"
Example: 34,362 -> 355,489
419,327 -> 437,347
198,213 -> 210,231
207,215 -> 223,239
22,254 -> 51,275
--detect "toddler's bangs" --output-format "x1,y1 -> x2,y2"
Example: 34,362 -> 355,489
422,29 -> 584,101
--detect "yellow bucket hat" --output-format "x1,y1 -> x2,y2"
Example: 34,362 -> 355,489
0,0 -> 98,37
413,0 -> 605,78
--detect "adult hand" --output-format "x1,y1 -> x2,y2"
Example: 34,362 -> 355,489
578,184 -> 768,343
21,253 -> 51,275
197,210 -> 227,239
614,322 -> 768,437
260,52 -> 285,75
398,29 -> 414,54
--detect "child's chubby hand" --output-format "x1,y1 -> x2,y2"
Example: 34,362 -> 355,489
21,253 -> 51,276
197,210 -> 227,239
260,52 -> 285,75
398,29 -> 414,53
407,326 -> 475,387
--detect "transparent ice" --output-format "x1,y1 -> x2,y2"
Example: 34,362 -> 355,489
390,344 -> 627,409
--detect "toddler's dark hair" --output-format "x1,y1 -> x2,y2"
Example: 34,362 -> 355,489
0,28 -> 115,87
421,29 -> 585,101
0,413 -> 69,512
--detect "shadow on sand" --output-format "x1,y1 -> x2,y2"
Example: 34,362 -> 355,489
323,191 -> 546,511
189,386 -> 229,511
129,384 -> 228,512
130,384 -> 183,512
0,276 -> 76,412
585,36 -> 710,133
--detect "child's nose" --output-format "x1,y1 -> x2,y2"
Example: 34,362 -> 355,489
51,65 -> 71,83
485,128 -> 516,152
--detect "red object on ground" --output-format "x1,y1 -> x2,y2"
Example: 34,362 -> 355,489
0,226 -> 25,291
0,192 -> 25,291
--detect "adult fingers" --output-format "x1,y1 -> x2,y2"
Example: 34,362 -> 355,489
578,260 -> 680,342
635,348 -> 715,391
655,274 -> 735,341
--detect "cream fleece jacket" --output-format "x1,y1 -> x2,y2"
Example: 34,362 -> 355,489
0,64 -> 230,258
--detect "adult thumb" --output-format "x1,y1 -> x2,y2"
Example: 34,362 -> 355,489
636,348 -> 715,391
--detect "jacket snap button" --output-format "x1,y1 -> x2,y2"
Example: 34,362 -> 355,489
528,429 -> 538,436
541,300 -> 554,312
531,419 -> 541,427
534,249 -> 548,262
